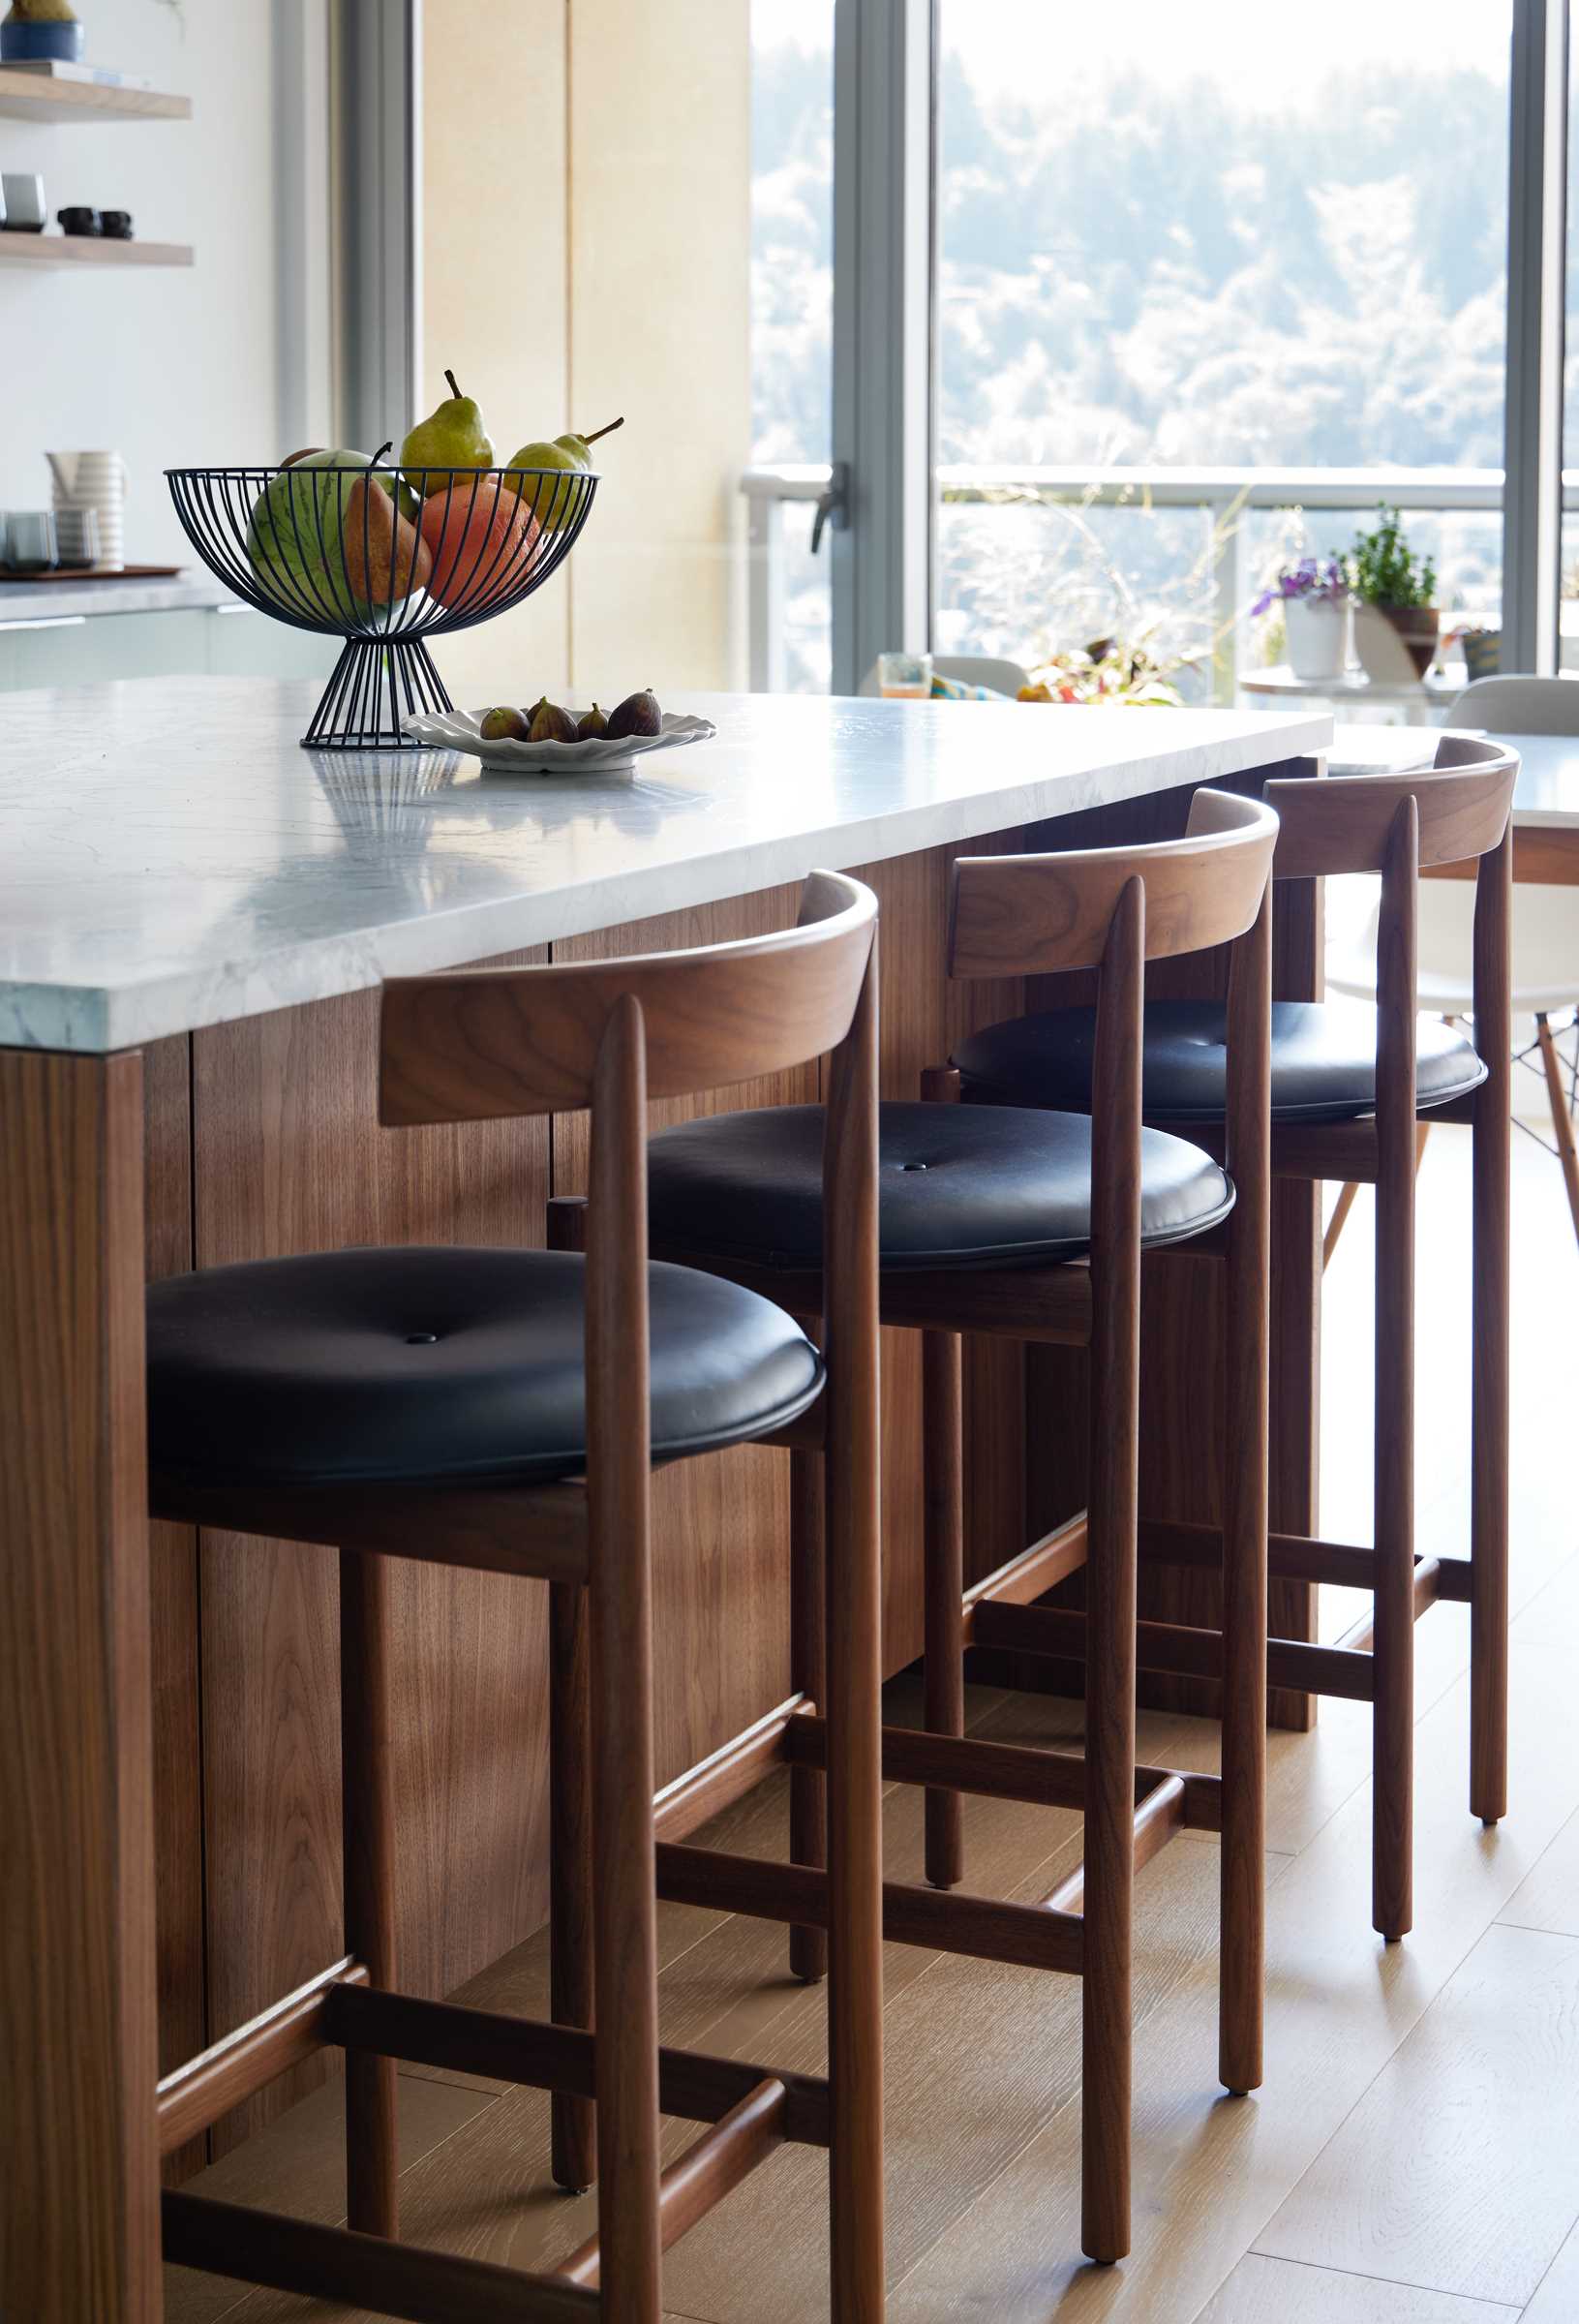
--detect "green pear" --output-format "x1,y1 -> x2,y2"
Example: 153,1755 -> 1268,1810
400,369 -> 495,498
503,415 -> 622,531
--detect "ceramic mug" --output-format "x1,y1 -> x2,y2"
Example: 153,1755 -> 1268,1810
48,450 -> 128,573
1,173 -> 46,232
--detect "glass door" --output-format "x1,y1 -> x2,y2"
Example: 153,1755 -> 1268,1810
932,0 -> 1514,710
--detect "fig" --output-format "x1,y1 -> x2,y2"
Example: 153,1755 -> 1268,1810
528,695 -> 579,745
479,705 -> 529,742
577,702 -> 609,740
605,686 -> 661,741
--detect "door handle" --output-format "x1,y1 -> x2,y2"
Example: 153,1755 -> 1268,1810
809,462 -> 850,556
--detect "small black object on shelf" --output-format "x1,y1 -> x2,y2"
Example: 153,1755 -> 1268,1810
167,452 -> 599,750
57,205 -> 101,236
102,210 -> 134,240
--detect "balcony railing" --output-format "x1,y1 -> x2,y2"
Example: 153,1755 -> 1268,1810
742,461 -> 1579,697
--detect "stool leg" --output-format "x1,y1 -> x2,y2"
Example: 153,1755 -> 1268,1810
1470,877 -> 1512,1823
1220,881 -> 1270,2097
551,1578 -> 596,2191
1373,806 -> 1417,1943
789,1446 -> 829,1983
1082,881 -> 1142,2267
341,1548 -> 399,2239
923,1330 -> 965,1889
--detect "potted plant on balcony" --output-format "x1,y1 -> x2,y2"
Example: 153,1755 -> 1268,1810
1347,506 -> 1440,683
1251,557 -> 1350,681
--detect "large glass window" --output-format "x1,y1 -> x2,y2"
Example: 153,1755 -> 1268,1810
748,0 -> 835,691
935,1 -> 1512,701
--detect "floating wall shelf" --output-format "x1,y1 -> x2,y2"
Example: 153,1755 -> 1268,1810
0,233 -> 193,268
0,67 -> 191,123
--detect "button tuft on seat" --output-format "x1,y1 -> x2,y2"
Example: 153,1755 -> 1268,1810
648,1102 -> 1231,1273
147,1247 -> 823,1495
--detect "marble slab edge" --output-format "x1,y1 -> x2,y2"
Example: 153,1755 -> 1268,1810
2,714 -> 1332,1055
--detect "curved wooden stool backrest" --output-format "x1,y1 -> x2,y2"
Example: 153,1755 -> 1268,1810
947,786 -> 1281,1230
1265,734 -> 1519,1207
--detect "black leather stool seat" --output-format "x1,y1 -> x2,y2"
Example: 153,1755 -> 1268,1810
647,1102 -> 1232,1272
952,998 -> 1488,1126
146,1247 -> 824,1495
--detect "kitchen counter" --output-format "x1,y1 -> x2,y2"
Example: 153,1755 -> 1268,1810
0,569 -> 229,621
0,677 -> 1329,1050
0,678 -> 1329,2318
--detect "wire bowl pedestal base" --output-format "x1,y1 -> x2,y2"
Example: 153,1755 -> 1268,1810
167,460 -> 597,750
306,638 -> 454,750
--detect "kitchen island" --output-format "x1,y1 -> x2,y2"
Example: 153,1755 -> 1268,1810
0,678 -> 1329,2320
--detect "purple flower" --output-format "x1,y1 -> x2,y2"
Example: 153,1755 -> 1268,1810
1251,557 -> 1349,618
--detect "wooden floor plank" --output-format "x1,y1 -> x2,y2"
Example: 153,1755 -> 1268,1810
1523,2215 -> 1579,2321
1191,2253 -> 1515,2323
1256,1922 -> 1579,2307
1498,1801 -> 1579,1940
162,2071 -> 499,2323
882,1611 -> 1579,2323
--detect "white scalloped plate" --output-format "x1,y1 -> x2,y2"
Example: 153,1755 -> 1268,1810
402,706 -> 715,774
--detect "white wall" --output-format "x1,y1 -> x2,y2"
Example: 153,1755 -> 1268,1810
0,0 -> 332,566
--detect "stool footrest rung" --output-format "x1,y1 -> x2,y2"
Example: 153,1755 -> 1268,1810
555,2078 -> 789,2290
157,1955 -> 367,2154
1140,1516 -> 1469,1606
786,1712 -> 1220,1831
962,1511 -> 1090,1628
972,1598 -> 1376,1702
326,1982 -> 832,2148
161,2189 -> 599,2322
654,1842 -> 1084,1975
1044,1775 -> 1189,1915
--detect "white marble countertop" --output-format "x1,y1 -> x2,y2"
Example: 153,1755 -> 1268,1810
0,678 -> 1330,1053
0,572 -> 233,623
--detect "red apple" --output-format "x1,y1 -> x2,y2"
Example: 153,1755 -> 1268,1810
417,477 -> 541,612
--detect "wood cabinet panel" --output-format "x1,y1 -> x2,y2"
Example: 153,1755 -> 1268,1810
190,964 -> 551,2150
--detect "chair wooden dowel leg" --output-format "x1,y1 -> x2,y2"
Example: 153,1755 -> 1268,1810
1535,1013 -> 1579,1246
340,1548 -> 399,2240
789,1446 -> 829,1983
923,1330 -> 965,1890
1322,1180 -> 1360,1269
551,1578 -> 596,2192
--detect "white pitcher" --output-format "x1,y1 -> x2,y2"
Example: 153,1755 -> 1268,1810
47,449 -> 128,572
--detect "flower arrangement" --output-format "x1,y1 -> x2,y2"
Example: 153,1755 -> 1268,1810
1251,557 -> 1349,619
1018,635 -> 1185,707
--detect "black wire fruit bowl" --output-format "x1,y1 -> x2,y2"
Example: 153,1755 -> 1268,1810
167,448 -> 598,749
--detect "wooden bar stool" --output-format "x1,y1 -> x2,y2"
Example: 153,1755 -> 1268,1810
145,872 -> 884,2324
949,736 -> 1518,1942
577,788 -> 1279,2266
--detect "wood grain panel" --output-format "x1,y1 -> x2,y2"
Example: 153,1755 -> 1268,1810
142,1033 -> 208,2184
192,963 -> 552,2151
0,1045 -> 160,2323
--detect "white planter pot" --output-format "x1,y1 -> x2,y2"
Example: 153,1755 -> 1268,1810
1283,596 -> 1350,682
